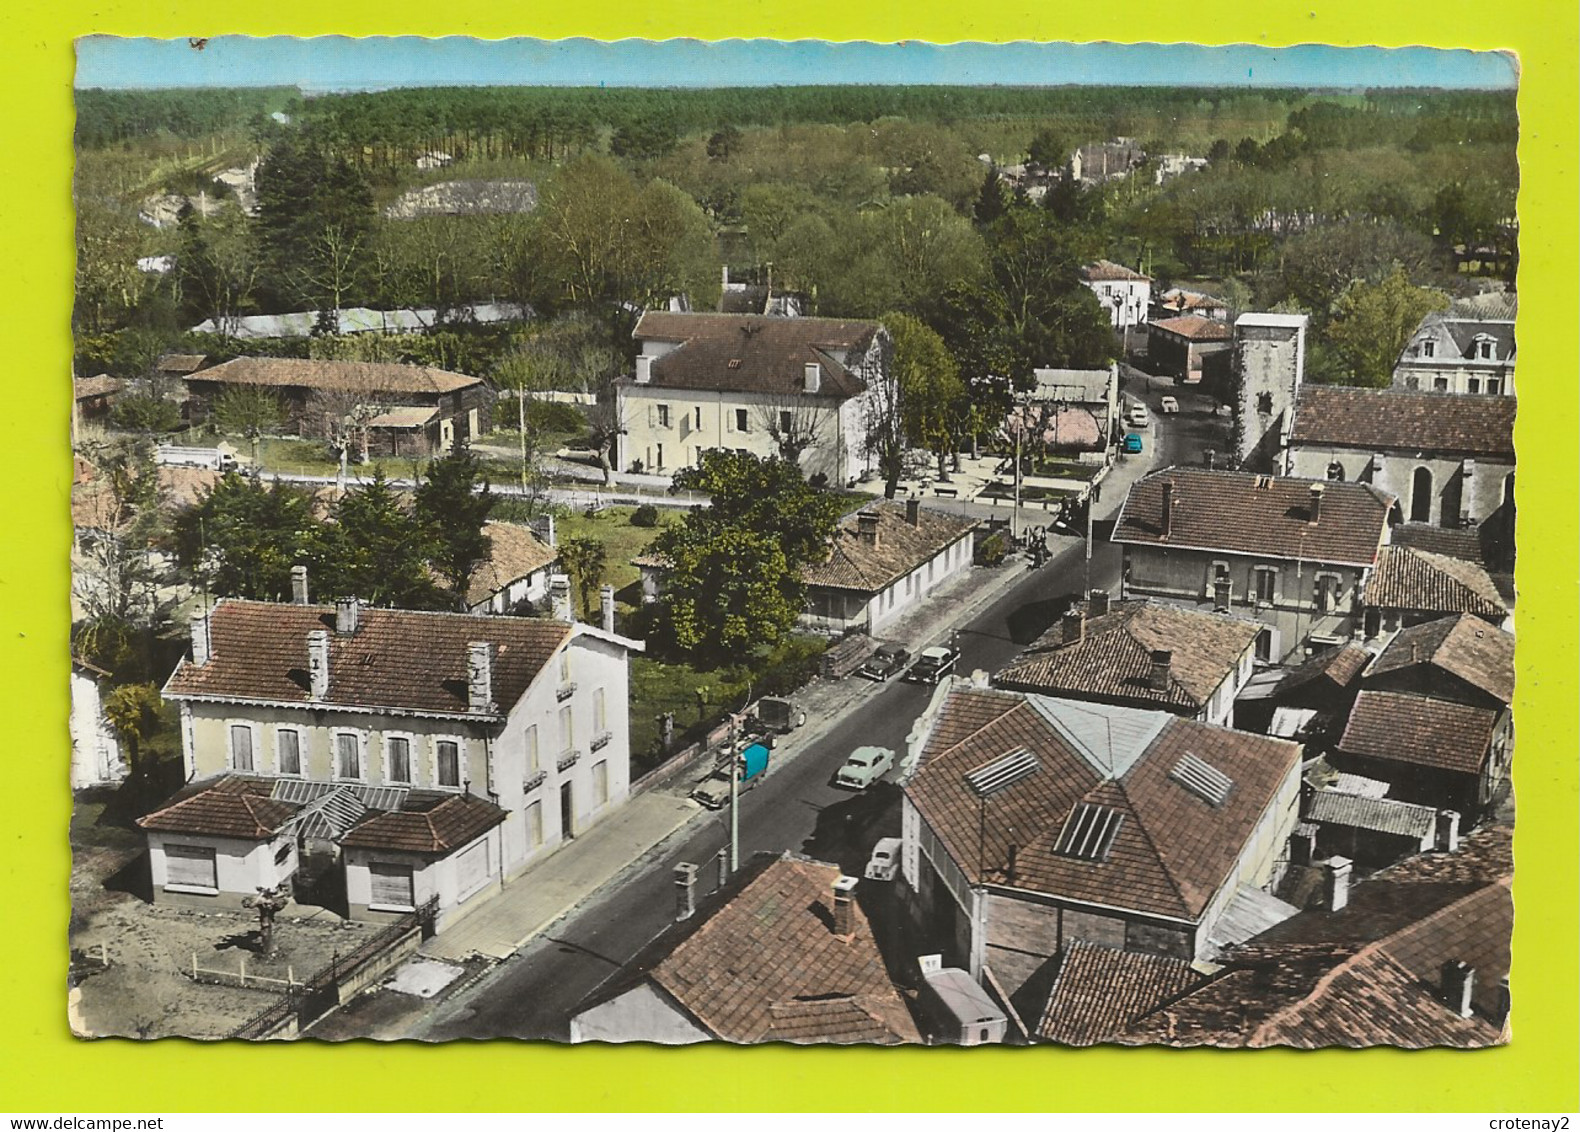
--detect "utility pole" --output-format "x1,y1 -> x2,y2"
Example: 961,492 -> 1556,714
1084,480 -> 1099,596
1011,392 -> 1024,544
727,710 -> 741,874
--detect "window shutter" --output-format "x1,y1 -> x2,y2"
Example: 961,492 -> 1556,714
456,840 -> 490,897
166,845 -> 217,889
369,863 -> 415,909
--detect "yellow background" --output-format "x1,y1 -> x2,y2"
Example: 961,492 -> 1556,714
3,0 -> 1575,1113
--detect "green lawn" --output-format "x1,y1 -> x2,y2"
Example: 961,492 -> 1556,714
550,505 -> 681,616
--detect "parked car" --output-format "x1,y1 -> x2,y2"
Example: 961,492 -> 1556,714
1159,396 -> 1180,414
906,645 -> 959,685
855,646 -> 911,682
1128,403 -> 1151,428
756,697 -> 807,733
1122,433 -> 1144,454
835,745 -> 896,790
865,836 -> 903,881
690,742 -> 772,809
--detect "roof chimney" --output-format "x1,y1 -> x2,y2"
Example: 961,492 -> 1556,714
1435,809 -> 1461,853
1148,649 -> 1173,692
804,361 -> 821,394
335,597 -> 360,635
1005,843 -> 1018,885
1061,609 -> 1085,646
1160,480 -> 1174,537
549,573 -> 573,622
307,629 -> 330,700
1442,961 -> 1475,1018
1322,855 -> 1353,912
599,584 -> 616,634
856,510 -> 880,546
1308,482 -> 1325,525
1087,588 -> 1110,618
290,564 -> 310,606
831,875 -> 858,937
189,609 -> 212,667
529,513 -> 556,548
467,641 -> 495,714
673,862 -> 699,922
635,355 -> 653,385
906,496 -> 921,526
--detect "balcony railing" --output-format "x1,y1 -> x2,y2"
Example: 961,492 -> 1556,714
556,682 -> 577,702
523,770 -> 547,793
589,730 -> 612,753
557,750 -> 580,772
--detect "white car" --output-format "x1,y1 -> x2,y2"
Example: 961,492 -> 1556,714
1128,403 -> 1151,428
835,745 -> 895,790
865,837 -> 903,882
1159,396 -> 1180,414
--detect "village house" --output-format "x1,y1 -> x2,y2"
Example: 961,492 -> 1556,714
72,374 -> 125,440
568,853 -> 921,1045
1030,365 -> 1120,452
1112,468 -> 1396,663
1234,643 -> 1372,744
898,684 -> 1302,1019
70,657 -> 125,791
1036,940 -> 1204,1046
1067,139 -> 1147,185
1392,298 -> 1516,396
1285,384 -> 1515,530
144,584 -> 640,929
1079,260 -> 1152,331
1146,315 -> 1233,386
993,594 -> 1261,727
1361,544 -> 1511,636
1151,287 -> 1229,323
1122,825 -> 1512,1048
460,520 -> 560,615
1232,312 -> 1307,471
617,311 -> 889,486
183,356 -> 496,458
800,500 -> 978,636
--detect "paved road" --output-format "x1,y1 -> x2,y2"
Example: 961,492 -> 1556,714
406,531 -> 1121,1041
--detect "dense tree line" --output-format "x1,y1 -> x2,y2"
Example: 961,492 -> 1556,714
76,87 -> 300,147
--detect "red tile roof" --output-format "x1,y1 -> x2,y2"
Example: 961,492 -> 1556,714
1037,941 -> 1204,1045
1082,259 -> 1151,282
632,312 -> 881,399
163,599 -> 573,718
1364,546 -> 1508,620
137,777 -> 296,841
1368,614 -> 1515,705
191,356 -> 482,396
649,855 -> 921,1044
463,521 -> 558,608
1337,690 -> 1498,775
1290,385 -> 1515,457
1277,645 -> 1371,699
995,601 -> 1259,714
1113,468 -> 1394,567
74,374 -> 125,400
1150,315 -> 1232,341
802,502 -> 977,593
338,792 -> 507,854
905,688 -> 1301,922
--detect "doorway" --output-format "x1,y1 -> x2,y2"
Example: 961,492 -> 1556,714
560,781 -> 575,841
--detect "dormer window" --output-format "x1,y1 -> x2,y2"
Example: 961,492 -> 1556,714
1477,338 -> 1495,360
1420,339 -> 1435,359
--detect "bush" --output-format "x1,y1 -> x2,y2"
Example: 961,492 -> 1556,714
975,532 -> 1007,567
630,503 -> 660,528
110,395 -> 182,433
492,397 -> 588,435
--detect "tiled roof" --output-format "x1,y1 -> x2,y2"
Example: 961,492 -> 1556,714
74,374 -> 125,400
905,688 -> 1301,922
1276,645 -> 1372,699
365,406 -> 440,429
1368,613 -> 1515,705
1390,522 -> 1490,566
1158,288 -> 1226,312
190,356 -> 482,396
1364,546 -> 1507,619
1081,259 -> 1151,282
995,601 -> 1259,713
464,521 -> 558,608
338,792 -> 507,854
1150,315 -> 1231,341
1305,789 -> 1436,840
631,312 -> 881,399
1337,690 -> 1498,776
1289,385 -> 1515,457
649,855 -> 921,1045
137,776 -> 297,841
163,599 -> 574,718
1434,315 -> 1517,361
1448,292 -> 1517,321
1113,468 -> 1394,567
156,353 -> 208,374
802,502 -> 977,594
1037,941 -> 1203,1045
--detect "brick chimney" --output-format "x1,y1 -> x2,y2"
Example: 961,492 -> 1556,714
635,355 -> 653,385
529,513 -> 556,548
467,641 -> 495,714
290,564 -> 310,606
856,510 -> 880,546
1005,843 -> 1019,885
804,361 -> 821,394
1160,480 -> 1174,537
1323,855 -> 1353,912
831,875 -> 859,936
189,609 -> 212,666
1087,588 -> 1110,618
599,584 -> 616,633
549,574 -> 573,622
906,496 -> 921,526
1442,961 -> 1475,1018
1435,809 -> 1461,853
673,862 -> 699,922
1308,482 -> 1325,525
1061,608 -> 1085,646
1148,649 -> 1172,692
307,629 -> 330,700
335,597 -> 360,635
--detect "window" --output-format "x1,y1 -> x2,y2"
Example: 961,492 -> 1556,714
779,410 -> 793,433
229,724 -> 255,772
1486,378 -> 1501,395
386,736 -> 413,784
1420,339 -> 1435,359
525,801 -> 544,848
695,407 -> 703,430
1478,339 -> 1494,360
1252,567 -> 1277,605
735,408 -> 749,432
456,840 -> 490,899
368,863 -> 415,910
560,704 -> 575,755
1433,377 -> 1449,392
1256,392 -> 1273,414
1254,628 -> 1274,663
1410,466 -> 1433,524
1326,461 -> 1345,482
559,651 -> 571,684
275,729 -> 302,776
1314,574 -> 1340,613
657,404 -> 670,428
1467,378 -> 1481,394
436,740 -> 460,788
593,688 -> 607,733
164,844 -> 218,890
592,760 -> 609,807
1210,561 -> 1232,609
525,724 -> 539,774
335,733 -> 361,780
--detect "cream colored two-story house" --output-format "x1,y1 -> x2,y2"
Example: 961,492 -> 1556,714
1391,304 -> 1516,396
144,593 -> 640,929
1112,468 -> 1396,663
615,312 -> 889,487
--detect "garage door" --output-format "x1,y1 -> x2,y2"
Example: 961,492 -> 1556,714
368,863 -> 415,910
456,840 -> 490,899
165,844 -> 217,889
